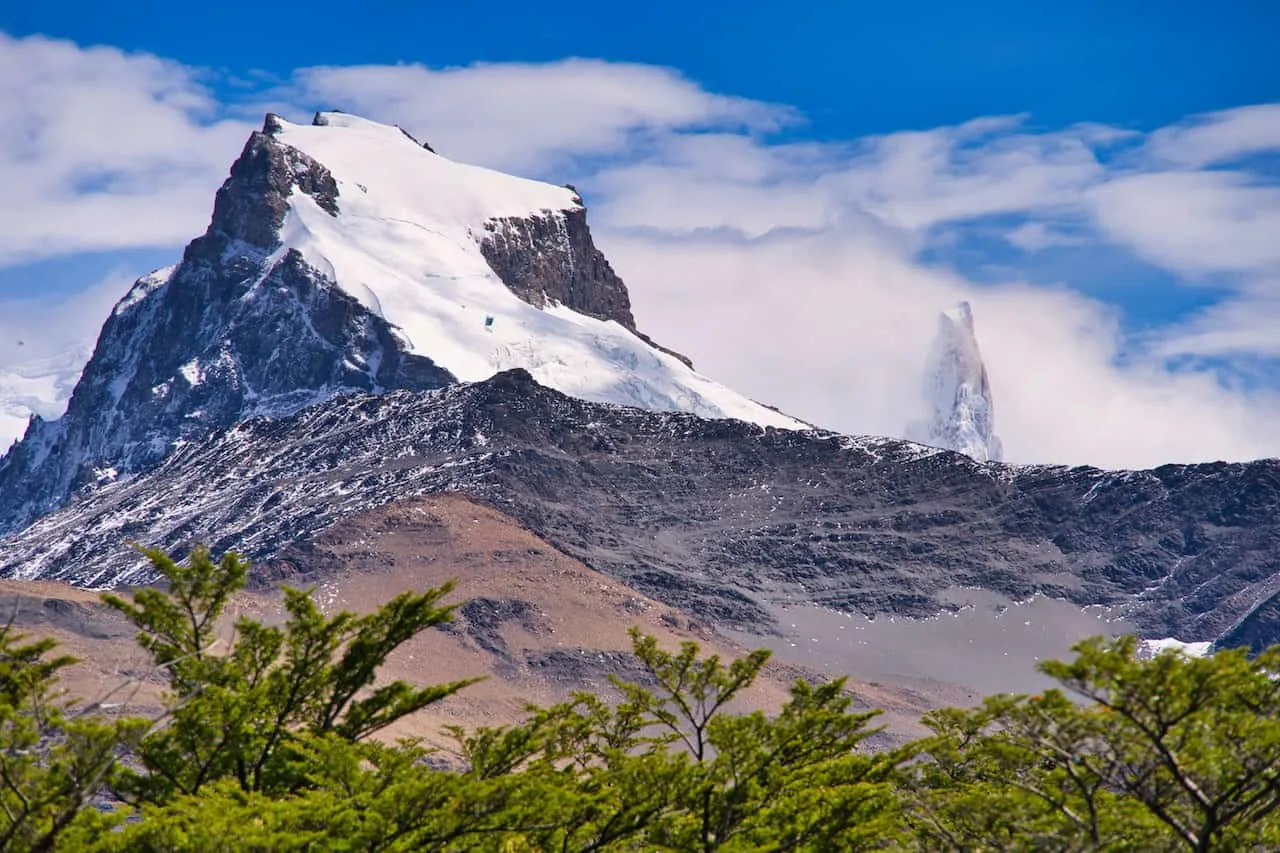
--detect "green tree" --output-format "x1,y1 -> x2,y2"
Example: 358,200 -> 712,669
0,621 -> 145,851
101,545 -> 479,804
48,535 -> 1280,851
617,629 -> 905,851
911,636 -> 1280,851
444,628 -> 907,851
908,691 -> 1162,851
99,627 -> 907,852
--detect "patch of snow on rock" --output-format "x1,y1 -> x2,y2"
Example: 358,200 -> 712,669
1138,637 -> 1214,658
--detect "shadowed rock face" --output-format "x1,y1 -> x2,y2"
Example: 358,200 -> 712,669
479,207 -> 694,368
480,207 -> 635,329
4,369 -> 1280,650
188,116 -> 340,258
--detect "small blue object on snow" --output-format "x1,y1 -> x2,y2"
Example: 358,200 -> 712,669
484,315 -> 494,329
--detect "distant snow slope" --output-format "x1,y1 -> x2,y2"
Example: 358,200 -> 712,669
273,113 -> 802,429
0,346 -> 91,453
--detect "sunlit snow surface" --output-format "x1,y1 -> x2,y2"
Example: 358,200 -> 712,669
272,113 -> 802,429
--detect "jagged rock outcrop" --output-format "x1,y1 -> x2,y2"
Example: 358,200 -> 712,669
479,206 -> 694,367
906,302 -> 1002,462
480,207 -> 635,328
197,114 -> 340,252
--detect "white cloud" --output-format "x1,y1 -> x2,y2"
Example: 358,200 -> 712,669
0,272 -> 135,451
586,135 -> 844,237
1004,221 -> 1083,251
1144,103 -> 1280,168
972,286 -> 1280,466
288,59 -> 793,176
577,119 -> 1108,239
1153,278 -> 1280,360
837,121 -> 1105,231
0,272 -> 129,365
1088,171 -> 1280,277
605,228 -> 1280,468
0,32 -> 250,266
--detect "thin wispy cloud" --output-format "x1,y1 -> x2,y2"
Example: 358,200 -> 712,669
288,59 -> 795,175
1089,171 -> 1280,277
1144,104 -> 1280,168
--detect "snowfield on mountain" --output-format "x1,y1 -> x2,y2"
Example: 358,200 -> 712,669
271,113 -> 799,428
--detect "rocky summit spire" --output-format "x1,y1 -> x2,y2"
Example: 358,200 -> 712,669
906,301 -> 1003,462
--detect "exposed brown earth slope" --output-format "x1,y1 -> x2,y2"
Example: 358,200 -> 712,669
0,496 -> 962,752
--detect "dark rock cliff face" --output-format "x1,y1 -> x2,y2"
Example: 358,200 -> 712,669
1219,591 -> 1280,654
479,207 -> 693,367
0,116 -> 453,535
5,370 -> 1280,649
479,207 -> 635,328
193,115 -> 340,256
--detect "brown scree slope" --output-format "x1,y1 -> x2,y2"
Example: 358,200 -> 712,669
0,495 -> 973,751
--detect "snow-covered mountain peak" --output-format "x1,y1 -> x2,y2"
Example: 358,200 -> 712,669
905,301 -> 1003,462
250,111 -> 797,426
0,111 -> 799,535
279,111 -> 579,228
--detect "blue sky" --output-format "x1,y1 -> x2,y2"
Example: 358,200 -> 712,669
1,2 -> 1279,466
6,0 -> 1277,136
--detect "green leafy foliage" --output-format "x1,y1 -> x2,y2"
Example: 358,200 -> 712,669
606,627 -> 905,850
99,619 -> 905,852
101,545 -> 478,803
0,621 -> 145,852
15,542 -> 1280,850
909,636 -> 1280,851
